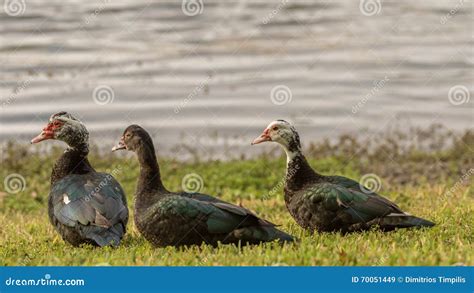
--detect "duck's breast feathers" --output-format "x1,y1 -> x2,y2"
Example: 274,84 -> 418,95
50,173 -> 128,228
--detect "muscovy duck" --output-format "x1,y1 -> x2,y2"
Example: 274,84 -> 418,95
31,112 -> 129,247
112,124 -> 294,247
252,120 -> 435,233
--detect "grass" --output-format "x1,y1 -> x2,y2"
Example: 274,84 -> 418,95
0,126 -> 473,266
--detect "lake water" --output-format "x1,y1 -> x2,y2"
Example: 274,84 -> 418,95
0,0 -> 472,157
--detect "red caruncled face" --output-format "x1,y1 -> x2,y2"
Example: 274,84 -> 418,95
31,119 -> 64,144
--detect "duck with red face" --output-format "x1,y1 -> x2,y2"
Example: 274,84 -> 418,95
31,118 -> 63,143
31,112 -> 129,247
31,112 -> 89,149
252,119 -> 435,233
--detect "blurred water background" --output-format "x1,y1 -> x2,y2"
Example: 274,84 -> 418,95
0,0 -> 472,157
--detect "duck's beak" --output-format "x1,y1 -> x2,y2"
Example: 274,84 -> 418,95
112,137 -> 126,152
31,128 -> 54,144
251,130 -> 271,145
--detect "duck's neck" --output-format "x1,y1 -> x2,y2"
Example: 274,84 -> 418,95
51,142 -> 93,185
284,146 -> 322,193
135,142 -> 167,202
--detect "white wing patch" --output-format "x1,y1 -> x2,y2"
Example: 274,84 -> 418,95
63,194 -> 71,204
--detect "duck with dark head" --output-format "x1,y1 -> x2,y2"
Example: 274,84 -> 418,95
31,112 -> 129,247
112,124 -> 295,247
